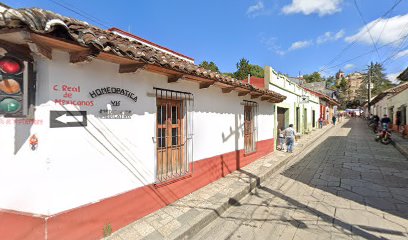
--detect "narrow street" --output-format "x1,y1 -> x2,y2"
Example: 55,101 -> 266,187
193,119 -> 408,240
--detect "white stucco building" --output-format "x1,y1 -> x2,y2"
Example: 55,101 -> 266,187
0,7 -> 286,240
264,66 -> 320,140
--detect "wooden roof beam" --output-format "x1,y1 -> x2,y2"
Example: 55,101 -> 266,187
27,42 -> 52,60
0,40 -> 31,60
168,74 -> 185,83
250,92 -> 263,99
261,96 -> 272,101
199,81 -> 215,89
119,63 -> 146,73
70,49 -> 98,64
238,90 -> 250,96
222,87 -> 235,93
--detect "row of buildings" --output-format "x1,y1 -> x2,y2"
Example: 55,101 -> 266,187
366,72 -> 408,136
0,6 -> 338,240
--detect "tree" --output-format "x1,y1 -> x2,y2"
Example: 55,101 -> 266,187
325,76 -> 336,89
233,58 -> 264,80
223,72 -> 234,77
365,62 -> 394,96
249,64 -> 264,78
233,58 -> 251,80
303,72 -> 323,83
355,83 -> 368,104
198,61 -> 220,72
334,77 -> 349,109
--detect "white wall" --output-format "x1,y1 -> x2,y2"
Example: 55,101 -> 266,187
0,50 -> 274,215
265,66 -> 320,134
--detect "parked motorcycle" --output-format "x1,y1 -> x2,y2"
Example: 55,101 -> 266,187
369,121 -> 379,133
375,125 -> 392,145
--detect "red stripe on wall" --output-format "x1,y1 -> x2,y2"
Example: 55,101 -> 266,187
1,138 -> 274,240
0,211 -> 45,240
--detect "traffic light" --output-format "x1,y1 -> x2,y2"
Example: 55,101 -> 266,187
0,55 -> 32,117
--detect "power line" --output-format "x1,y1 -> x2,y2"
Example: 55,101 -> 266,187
353,0 -> 381,61
320,0 -> 403,71
47,0 -> 111,29
319,33 -> 408,72
375,0 -> 400,45
381,22 -> 408,66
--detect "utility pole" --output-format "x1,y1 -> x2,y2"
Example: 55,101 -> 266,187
367,68 -> 371,115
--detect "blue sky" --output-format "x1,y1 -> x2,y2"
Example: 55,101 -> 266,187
5,0 -> 408,82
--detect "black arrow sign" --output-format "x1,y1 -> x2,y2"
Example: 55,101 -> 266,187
50,111 -> 87,128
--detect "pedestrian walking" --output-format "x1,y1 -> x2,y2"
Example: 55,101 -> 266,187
380,114 -> 391,130
332,115 -> 337,125
278,128 -> 285,151
283,124 -> 296,153
318,117 -> 323,128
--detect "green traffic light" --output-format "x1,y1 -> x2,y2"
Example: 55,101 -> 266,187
0,98 -> 21,113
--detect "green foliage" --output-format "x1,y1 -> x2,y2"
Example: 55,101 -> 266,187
366,62 -> 394,95
103,224 -> 112,237
223,72 -> 234,77
355,83 -> 368,103
303,72 -> 323,83
199,61 -> 220,72
233,58 -> 251,80
232,58 -> 264,80
249,64 -> 264,78
325,76 -> 336,88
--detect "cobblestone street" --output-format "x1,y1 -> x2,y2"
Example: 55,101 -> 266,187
193,119 -> 408,240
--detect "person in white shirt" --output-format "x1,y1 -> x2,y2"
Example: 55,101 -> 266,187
283,124 -> 296,153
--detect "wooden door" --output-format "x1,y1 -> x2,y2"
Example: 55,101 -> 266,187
244,105 -> 254,153
157,99 -> 184,180
296,107 -> 300,132
277,107 -> 286,133
312,110 -> 316,128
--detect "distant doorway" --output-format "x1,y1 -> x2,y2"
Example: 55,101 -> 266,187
312,110 -> 316,128
303,108 -> 307,132
277,107 -> 287,132
296,107 -> 300,132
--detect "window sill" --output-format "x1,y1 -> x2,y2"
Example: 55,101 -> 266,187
244,151 -> 257,157
154,173 -> 192,188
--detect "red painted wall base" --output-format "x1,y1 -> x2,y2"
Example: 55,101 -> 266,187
1,138 -> 274,240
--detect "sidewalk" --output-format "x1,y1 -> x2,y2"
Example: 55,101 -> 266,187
106,121 -> 346,240
392,133 -> 408,159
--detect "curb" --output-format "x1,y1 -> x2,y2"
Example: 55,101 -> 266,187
391,140 -> 408,160
173,121 -> 346,240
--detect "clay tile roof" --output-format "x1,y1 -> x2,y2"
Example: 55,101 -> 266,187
370,82 -> 408,105
397,67 -> 408,82
302,87 -> 340,106
0,7 -> 286,102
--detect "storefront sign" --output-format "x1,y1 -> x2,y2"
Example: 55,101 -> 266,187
99,109 -> 131,119
89,87 -> 138,102
300,96 -> 309,103
52,84 -> 94,106
50,110 -> 87,128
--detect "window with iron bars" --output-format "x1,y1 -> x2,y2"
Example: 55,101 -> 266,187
243,100 -> 258,153
155,87 -> 194,183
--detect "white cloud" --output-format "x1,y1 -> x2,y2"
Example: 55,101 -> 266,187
386,73 -> 401,84
259,36 -> 286,55
344,64 -> 355,70
247,1 -> 264,17
289,40 -> 312,51
393,49 -> 408,59
260,35 -> 312,55
282,0 -> 343,16
316,30 -> 345,44
345,14 -> 408,46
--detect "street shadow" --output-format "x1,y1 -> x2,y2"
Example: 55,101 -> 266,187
281,119 -> 408,220
181,119 -> 408,239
